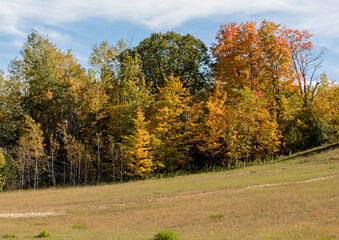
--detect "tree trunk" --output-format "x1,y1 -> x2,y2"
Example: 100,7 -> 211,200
34,156 -> 38,190
51,157 -> 56,187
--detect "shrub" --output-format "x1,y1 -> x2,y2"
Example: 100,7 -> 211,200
35,222 -> 48,226
2,233 -> 16,239
210,213 -> 224,219
318,237 -> 332,240
72,223 -> 87,229
153,230 -> 179,240
34,229 -> 51,238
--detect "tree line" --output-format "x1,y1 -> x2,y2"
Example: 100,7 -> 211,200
0,20 -> 338,190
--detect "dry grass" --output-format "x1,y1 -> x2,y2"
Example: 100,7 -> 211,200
0,147 -> 338,239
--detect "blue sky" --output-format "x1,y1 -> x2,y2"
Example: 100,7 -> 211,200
0,0 -> 338,81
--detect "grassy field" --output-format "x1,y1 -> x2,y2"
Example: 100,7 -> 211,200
0,146 -> 338,240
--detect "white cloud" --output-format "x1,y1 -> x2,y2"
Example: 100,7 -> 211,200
0,0 -> 337,80
12,38 -> 24,48
33,26 -> 73,48
0,0 -> 338,59
0,0 -> 337,38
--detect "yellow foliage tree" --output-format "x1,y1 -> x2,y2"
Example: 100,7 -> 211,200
195,82 -> 228,157
123,107 -> 155,178
149,76 -> 194,171
19,115 -> 45,189
0,149 -> 6,190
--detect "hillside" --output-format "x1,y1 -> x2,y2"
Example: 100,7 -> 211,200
0,146 -> 338,240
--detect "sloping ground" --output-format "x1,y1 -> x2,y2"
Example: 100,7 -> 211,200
0,146 -> 338,240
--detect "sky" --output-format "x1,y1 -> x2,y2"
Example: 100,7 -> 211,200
0,0 -> 338,81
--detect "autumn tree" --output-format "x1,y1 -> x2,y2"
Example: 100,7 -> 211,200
149,76 -> 194,171
19,115 -> 45,189
122,107 -> 155,178
211,22 -> 260,97
0,70 -> 24,145
0,24 -> 336,190
15,140 -> 31,189
94,132 -> 103,183
315,77 -> 339,143
193,82 -> 229,167
211,21 -> 296,121
59,124 -> 88,185
9,31 -> 87,140
196,84 -> 280,167
281,27 -> 326,106
87,40 -> 114,135
107,135 -> 117,181
0,149 -> 6,190
46,134 -> 59,186
232,88 -> 281,161
283,74 -> 338,152
258,21 -> 294,118
89,39 -> 150,136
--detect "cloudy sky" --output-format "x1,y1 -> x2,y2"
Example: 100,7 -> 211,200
0,0 -> 338,80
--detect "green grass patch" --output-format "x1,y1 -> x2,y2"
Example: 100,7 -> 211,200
153,230 -> 179,240
72,223 -> 87,229
2,233 -> 16,239
318,237 -> 333,240
210,213 -> 224,219
34,230 -> 51,238
278,142 -> 339,162
35,222 -> 48,226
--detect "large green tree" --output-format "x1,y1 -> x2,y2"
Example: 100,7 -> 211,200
0,70 -> 24,145
9,31 -> 87,140
136,31 -> 211,94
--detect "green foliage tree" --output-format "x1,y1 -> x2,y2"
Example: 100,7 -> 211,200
137,31 -> 211,94
0,70 -> 24,145
9,31 -> 86,140
89,39 -> 150,140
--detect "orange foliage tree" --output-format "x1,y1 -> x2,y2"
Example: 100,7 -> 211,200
195,83 -> 281,168
280,27 -> 325,106
211,21 -> 298,121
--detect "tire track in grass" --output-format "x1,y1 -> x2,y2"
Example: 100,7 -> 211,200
151,174 -> 339,202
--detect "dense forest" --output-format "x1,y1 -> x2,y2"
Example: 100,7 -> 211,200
0,20 -> 338,190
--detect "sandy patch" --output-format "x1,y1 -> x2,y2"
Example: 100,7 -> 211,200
0,211 -> 63,218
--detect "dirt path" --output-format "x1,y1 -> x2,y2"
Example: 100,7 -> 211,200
0,211 -> 63,218
152,174 -> 339,202
245,175 -> 338,189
